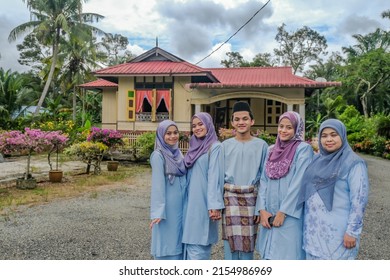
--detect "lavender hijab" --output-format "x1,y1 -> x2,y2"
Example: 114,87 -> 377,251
297,119 -> 365,211
155,120 -> 187,184
184,112 -> 218,168
265,111 -> 304,179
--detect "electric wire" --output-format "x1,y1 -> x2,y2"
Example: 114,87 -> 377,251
195,0 -> 271,65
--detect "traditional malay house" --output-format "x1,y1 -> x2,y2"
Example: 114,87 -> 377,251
79,47 -> 341,135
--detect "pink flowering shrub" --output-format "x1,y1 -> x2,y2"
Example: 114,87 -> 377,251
45,131 -> 69,171
87,127 -> 124,160
0,128 -> 50,179
87,127 -> 123,147
0,128 -> 70,178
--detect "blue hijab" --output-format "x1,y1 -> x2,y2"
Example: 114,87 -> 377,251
297,119 -> 365,211
155,120 -> 187,184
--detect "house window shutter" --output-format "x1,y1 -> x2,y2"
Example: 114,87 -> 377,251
128,90 -> 135,121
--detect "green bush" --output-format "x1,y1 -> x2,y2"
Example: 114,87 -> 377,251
371,135 -> 387,157
339,105 -> 364,134
375,114 -> 390,139
382,140 -> 390,159
134,132 -> 156,160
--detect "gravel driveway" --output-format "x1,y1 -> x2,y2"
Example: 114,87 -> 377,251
0,154 -> 389,260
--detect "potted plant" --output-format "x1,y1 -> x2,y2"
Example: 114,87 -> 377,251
45,131 -> 69,183
0,128 -> 48,189
87,127 -> 124,171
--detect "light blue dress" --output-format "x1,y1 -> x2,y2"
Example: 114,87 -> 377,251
223,137 -> 268,186
182,142 -> 224,249
150,151 -> 187,259
303,162 -> 369,259
222,137 -> 268,259
256,142 -> 314,260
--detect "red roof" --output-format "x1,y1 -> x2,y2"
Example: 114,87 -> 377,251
191,67 -> 341,89
78,79 -> 118,89
94,61 -> 211,76
88,47 -> 341,89
94,61 -> 340,89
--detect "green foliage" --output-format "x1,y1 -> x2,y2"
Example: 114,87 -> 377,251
339,105 -> 364,134
346,112 -> 390,159
305,113 -> 326,139
221,52 -> 250,68
8,0 -> 108,117
342,47 -> 390,117
376,114 -> 390,138
323,95 -> 346,118
134,132 -> 156,160
274,24 -> 328,74
0,69 -> 37,129
101,33 -> 135,66
253,129 -> 277,145
353,135 -> 387,157
64,141 -> 108,174
384,140 -> 390,160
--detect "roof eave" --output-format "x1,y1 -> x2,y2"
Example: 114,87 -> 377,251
188,82 -> 342,89
95,72 -> 219,80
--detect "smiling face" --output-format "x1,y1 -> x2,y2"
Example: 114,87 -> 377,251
231,111 -> 254,135
192,117 -> 207,138
278,118 -> 295,142
164,125 -> 179,146
320,127 -> 343,153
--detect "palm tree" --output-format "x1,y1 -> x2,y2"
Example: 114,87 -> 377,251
8,0 -> 106,117
58,30 -> 106,122
0,69 -> 36,128
342,28 -> 390,59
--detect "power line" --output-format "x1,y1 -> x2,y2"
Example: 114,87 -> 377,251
195,0 -> 271,65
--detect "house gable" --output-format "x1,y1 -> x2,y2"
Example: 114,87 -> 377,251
129,47 -> 185,63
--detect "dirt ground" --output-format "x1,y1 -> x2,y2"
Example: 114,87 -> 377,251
0,154 -> 87,184
0,153 -> 389,260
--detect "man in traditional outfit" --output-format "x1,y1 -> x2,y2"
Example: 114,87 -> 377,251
221,101 -> 268,260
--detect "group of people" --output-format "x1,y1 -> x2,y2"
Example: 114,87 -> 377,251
149,101 -> 369,260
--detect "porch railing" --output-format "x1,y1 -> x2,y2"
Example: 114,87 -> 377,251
122,131 -> 189,154
135,112 -> 169,122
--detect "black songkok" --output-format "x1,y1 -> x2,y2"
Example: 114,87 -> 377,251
232,101 -> 251,113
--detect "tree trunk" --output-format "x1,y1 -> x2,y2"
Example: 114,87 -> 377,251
34,41 -> 59,116
86,159 -> 91,174
360,93 -> 369,118
25,151 -> 31,180
73,85 -> 77,122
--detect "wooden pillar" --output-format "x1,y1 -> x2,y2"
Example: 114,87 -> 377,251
152,89 -> 156,121
195,104 -> 201,114
169,89 -> 172,120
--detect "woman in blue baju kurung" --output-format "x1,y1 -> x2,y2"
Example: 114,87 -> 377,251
256,111 -> 313,260
182,112 -> 224,260
150,120 -> 187,260
297,119 -> 369,260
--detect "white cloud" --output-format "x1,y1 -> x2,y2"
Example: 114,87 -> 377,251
0,0 -> 388,72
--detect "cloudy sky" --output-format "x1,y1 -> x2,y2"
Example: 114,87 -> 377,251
0,0 -> 388,72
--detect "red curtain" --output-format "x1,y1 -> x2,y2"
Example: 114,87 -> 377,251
156,90 -> 171,111
136,90 -> 153,112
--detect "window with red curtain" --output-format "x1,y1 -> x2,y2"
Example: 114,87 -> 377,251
136,90 -> 153,112
156,90 -> 171,112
